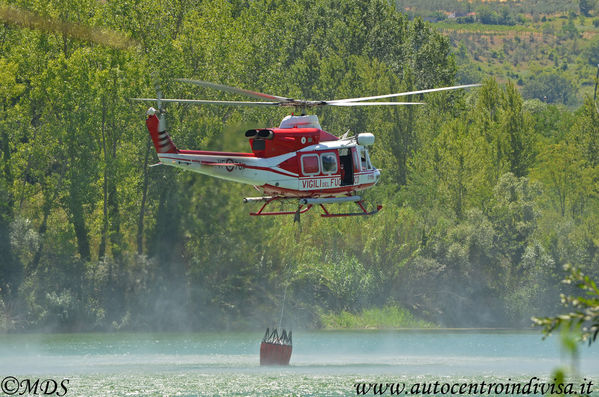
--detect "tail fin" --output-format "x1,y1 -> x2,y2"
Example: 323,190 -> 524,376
145,107 -> 178,154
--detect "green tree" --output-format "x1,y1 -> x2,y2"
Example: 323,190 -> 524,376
569,97 -> 599,167
522,72 -> 576,105
533,142 -> 596,218
579,0 -> 596,17
499,81 -> 536,177
0,59 -> 25,304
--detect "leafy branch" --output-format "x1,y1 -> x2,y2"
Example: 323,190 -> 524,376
532,264 -> 599,346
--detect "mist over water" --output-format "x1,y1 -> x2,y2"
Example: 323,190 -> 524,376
2,331 -> 598,395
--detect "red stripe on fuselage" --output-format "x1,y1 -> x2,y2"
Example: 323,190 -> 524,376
159,155 -> 298,178
178,150 -> 255,157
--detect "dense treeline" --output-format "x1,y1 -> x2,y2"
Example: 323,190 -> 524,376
0,0 -> 597,332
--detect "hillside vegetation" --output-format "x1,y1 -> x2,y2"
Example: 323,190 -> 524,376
398,0 -> 599,106
0,0 -> 598,331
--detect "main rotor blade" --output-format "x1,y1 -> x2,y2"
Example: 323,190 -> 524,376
329,83 -> 481,103
130,98 -> 280,106
131,97 -> 424,108
0,4 -> 139,49
328,101 -> 424,106
176,79 -> 292,102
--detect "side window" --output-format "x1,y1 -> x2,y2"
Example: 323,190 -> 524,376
301,154 -> 320,176
321,153 -> 338,174
352,148 -> 361,172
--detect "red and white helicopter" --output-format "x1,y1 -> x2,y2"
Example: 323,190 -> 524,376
134,80 -> 478,218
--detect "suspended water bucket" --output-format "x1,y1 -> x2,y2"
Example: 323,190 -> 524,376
260,328 -> 292,366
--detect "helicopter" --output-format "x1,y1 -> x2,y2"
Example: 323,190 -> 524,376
133,79 -> 479,218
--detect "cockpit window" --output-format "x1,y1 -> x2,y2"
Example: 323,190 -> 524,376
364,149 -> 373,170
321,153 -> 338,174
358,147 -> 372,170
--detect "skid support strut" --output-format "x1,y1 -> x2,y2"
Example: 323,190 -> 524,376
248,197 -> 313,216
244,195 -> 382,217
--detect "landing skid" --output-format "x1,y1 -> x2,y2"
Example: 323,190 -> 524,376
244,196 -> 382,217
318,201 -> 383,218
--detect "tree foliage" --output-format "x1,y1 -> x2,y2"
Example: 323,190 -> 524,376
533,264 -> 599,346
0,0 -> 597,332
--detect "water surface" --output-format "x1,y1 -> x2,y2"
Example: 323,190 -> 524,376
1,331 -> 597,396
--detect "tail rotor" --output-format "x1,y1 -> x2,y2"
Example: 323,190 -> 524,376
156,84 -> 163,111
143,84 -> 178,154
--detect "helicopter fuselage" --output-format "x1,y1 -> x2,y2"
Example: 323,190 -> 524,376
146,112 -> 380,199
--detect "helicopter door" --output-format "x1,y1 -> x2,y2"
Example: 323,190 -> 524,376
339,148 -> 354,186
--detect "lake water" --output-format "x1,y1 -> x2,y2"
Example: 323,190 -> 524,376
1,331 -> 597,396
